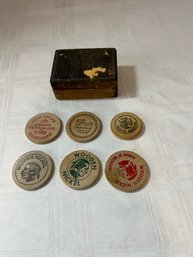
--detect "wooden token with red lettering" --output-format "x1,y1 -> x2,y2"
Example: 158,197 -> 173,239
66,112 -> 101,143
12,150 -> 53,190
60,150 -> 100,190
105,151 -> 149,192
25,113 -> 61,144
110,112 -> 142,140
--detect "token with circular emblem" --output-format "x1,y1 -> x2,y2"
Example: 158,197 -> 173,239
25,112 -> 61,144
66,112 -> 101,143
12,151 -> 53,190
105,151 -> 149,192
60,150 -> 100,190
110,112 -> 142,140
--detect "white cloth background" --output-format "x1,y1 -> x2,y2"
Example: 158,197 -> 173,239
0,0 -> 193,256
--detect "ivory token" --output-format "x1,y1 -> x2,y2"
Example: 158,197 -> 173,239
25,112 -> 61,144
110,112 -> 142,139
66,112 -> 101,142
60,150 -> 100,190
105,151 -> 149,192
12,151 -> 53,190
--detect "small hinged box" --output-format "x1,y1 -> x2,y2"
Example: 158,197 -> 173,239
50,48 -> 118,100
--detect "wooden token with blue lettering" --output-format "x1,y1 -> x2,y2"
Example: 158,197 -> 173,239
110,112 -> 142,140
60,150 -> 100,189
66,112 -> 101,143
105,151 -> 149,192
12,151 -> 53,190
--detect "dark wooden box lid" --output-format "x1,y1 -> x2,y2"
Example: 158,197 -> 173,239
50,48 -> 117,90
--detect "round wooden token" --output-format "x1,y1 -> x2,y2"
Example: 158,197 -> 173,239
105,151 -> 149,192
66,112 -> 101,143
60,150 -> 100,190
25,112 -> 61,144
110,112 -> 142,140
12,151 -> 53,190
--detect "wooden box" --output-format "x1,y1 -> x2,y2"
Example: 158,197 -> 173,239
50,48 -> 118,100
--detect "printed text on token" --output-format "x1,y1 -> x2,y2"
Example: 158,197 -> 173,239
111,112 -> 142,139
60,150 -> 100,189
12,151 -> 53,190
25,112 -> 61,144
105,151 -> 149,192
66,112 -> 101,142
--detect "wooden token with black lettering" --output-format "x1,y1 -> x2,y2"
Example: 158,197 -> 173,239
12,151 -> 53,190
105,151 -> 149,192
66,112 -> 101,143
110,112 -> 142,139
60,150 -> 100,190
25,112 -> 61,144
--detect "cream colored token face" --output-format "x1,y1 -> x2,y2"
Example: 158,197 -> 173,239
25,113 -> 61,144
66,112 -> 101,142
111,112 -> 142,139
105,151 -> 149,192
12,151 -> 53,190
60,150 -> 100,190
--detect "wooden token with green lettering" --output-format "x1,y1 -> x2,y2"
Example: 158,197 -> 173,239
25,112 -> 61,144
110,112 -> 142,140
66,112 -> 101,143
12,151 -> 53,190
60,150 -> 100,189
105,151 -> 149,192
